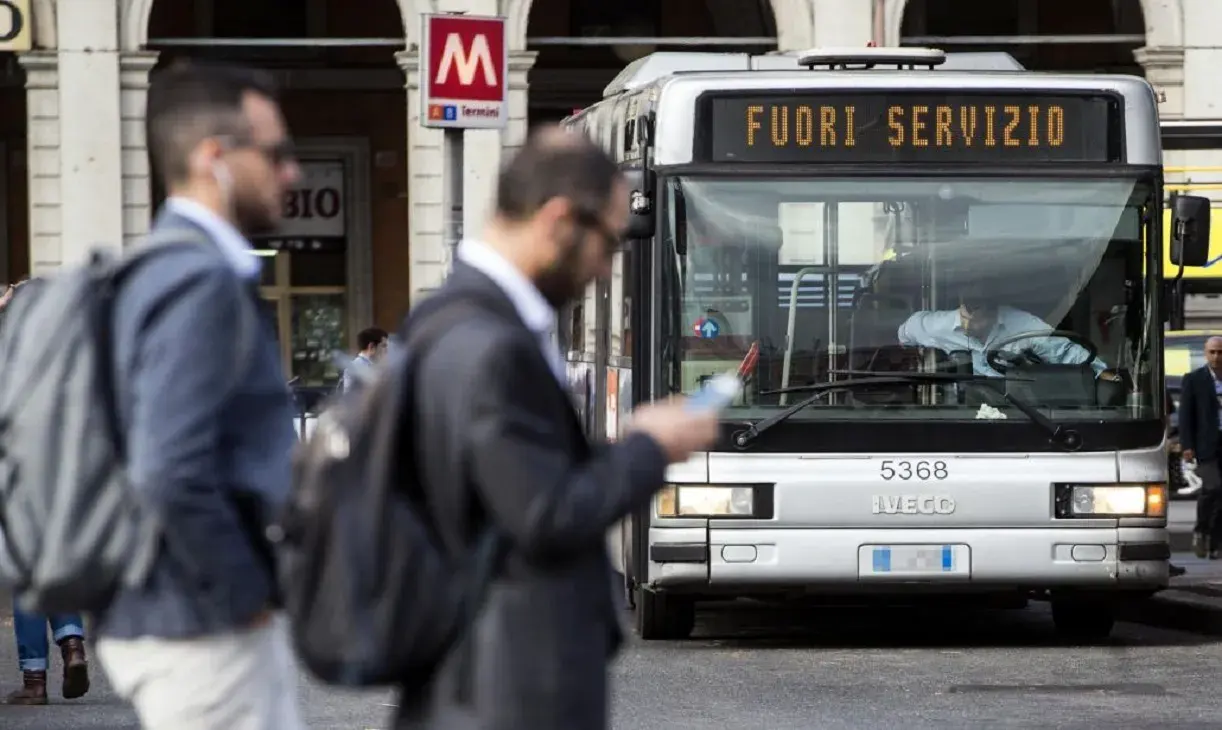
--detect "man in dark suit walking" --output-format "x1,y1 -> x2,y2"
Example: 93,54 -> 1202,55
1177,335 -> 1222,559
397,127 -> 720,729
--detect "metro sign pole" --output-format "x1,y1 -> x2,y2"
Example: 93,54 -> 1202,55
420,13 -> 509,255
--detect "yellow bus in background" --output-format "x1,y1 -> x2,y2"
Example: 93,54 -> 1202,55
1162,121 -> 1222,286
1165,329 -> 1208,390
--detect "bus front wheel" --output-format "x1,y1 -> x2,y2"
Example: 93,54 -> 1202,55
1051,598 -> 1116,640
635,588 -> 695,640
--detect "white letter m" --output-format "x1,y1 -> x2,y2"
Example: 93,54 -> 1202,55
435,33 -> 497,87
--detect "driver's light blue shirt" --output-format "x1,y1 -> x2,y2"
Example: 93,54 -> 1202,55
897,306 -> 1107,378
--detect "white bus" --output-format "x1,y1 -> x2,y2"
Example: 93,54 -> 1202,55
562,47 -> 1213,641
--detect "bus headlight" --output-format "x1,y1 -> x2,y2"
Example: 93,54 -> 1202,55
656,485 -> 754,518
1060,484 -> 1167,518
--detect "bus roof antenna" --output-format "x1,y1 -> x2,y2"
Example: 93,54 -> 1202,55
796,47 -> 947,71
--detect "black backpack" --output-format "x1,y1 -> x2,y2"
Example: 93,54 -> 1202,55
276,298 -> 503,688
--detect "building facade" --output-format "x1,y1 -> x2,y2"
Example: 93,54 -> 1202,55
0,0 -> 1214,381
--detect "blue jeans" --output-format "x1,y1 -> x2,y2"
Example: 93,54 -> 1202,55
13,603 -> 84,672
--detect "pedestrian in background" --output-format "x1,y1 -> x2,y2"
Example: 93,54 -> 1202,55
397,127 -> 719,729
5,608 -> 89,705
0,279 -> 90,706
341,326 -> 389,392
91,60 -> 304,729
1178,335 -> 1222,560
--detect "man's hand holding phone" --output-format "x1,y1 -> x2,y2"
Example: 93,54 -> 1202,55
627,373 -> 740,463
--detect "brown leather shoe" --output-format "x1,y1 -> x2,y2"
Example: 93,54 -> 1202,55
58,636 -> 89,700
5,671 -> 47,705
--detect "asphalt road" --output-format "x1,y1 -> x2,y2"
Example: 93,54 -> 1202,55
1171,499 -> 1194,534
0,602 -> 1218,730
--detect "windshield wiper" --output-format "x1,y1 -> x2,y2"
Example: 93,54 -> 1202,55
733,370 -> 1082,452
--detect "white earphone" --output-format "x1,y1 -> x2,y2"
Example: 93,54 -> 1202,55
211,159 -> 233,211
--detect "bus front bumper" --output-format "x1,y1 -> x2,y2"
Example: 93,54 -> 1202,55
647,526 -> 1169,593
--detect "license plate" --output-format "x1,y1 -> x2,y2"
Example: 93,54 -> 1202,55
858,544 -> 971,578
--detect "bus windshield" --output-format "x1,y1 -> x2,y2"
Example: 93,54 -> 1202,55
663,175 -> 1158,422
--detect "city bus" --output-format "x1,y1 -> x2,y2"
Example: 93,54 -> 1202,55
561,47 -> 1212,641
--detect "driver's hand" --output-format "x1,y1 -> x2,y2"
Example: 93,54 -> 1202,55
1099,369 -> 1122,382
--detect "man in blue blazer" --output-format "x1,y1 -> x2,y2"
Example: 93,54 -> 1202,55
92,61 -> 305,729
1177,335 -> 1222,559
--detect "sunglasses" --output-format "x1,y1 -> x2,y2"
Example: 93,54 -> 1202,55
572,209 -> 623,258
219,135 -> 297,166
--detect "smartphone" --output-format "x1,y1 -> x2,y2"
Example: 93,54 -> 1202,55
685,372 -> 743,413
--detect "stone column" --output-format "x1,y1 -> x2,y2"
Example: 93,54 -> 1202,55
397,50 -> 450,304
459,51 -> 539,240
57,0 -> 125,263
1134,46 -> 1185,120
119,51 -> 159,248
504,51 -> 538,156
811,0 -> 867,49
17,52 -> 61,275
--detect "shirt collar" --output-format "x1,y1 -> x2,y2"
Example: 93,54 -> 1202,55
457,239 -> 556,335
165,197 -> 262,280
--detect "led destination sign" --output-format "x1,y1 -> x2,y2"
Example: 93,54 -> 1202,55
703,92 -> 1118,164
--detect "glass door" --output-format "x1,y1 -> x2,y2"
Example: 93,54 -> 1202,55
258,250 -> 347,387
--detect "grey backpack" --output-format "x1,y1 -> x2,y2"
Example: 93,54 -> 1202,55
0,230 -> 254,613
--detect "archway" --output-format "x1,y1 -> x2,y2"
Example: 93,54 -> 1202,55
0,52 -> 28,284
141,0 -> 411,387
522,0 -> 782,126
890,0 -> 1181,52
0,0 -> 52,282
122,0 -> 416,51
899,0 -> 1147,73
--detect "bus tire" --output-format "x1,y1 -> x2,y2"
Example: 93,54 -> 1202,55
1051,599 -> 1115,640
635,588 -> 695,640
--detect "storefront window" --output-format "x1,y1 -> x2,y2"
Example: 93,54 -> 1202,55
256,158 -> 350,386
290,293 -> 347,384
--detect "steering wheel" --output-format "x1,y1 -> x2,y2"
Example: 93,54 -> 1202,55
984,329 -> 1098,375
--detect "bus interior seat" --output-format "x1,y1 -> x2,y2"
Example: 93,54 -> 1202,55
1095,372 -> 1127,407
848,292 -> 917,370
842,292 -> 924,404
756,339 -> 822,401
1003,362 -> 1099,408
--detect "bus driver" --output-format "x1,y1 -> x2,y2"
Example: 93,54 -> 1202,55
896,289 -> 1121,381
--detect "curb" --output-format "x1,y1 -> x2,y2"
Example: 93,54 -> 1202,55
1119,590 -> 1222,635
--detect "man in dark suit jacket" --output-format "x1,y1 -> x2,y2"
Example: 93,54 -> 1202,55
1177,335 -> 1222,559
398,128 -> 719,729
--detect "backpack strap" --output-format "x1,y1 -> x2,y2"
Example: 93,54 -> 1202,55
101,228 -> 260,459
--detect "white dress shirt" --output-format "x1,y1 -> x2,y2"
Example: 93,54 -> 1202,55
897,305 -> 1107,378
165,197 -> 262,280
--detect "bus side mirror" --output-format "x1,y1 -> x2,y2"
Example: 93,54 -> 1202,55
623,169 -> 655,241
1170,194 -> 1211,267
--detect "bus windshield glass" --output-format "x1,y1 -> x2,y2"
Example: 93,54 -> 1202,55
663,175 -> 1157,422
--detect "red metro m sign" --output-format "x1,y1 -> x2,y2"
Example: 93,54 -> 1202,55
421,13 -> 508,130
